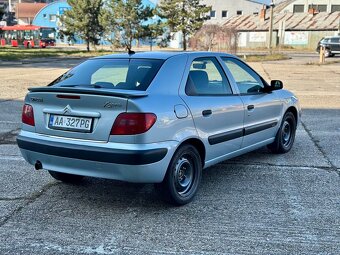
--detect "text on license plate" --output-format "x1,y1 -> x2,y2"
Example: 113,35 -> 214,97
49,115 -> 92,132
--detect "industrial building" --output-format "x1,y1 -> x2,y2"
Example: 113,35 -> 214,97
204,0 -> 267,24
223,4 -> 340,49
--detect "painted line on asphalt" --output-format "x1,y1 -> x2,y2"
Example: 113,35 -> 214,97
0,121 -> 21,124
0,155 -> 25,161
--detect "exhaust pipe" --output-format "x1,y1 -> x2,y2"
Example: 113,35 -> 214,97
35,161 -> 43,170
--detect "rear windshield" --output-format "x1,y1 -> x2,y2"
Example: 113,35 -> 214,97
49,58 -> 164,91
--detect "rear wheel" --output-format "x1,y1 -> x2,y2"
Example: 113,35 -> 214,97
268,112 -> 296,154
155,144 -> 202,205
48,170 -> 84,183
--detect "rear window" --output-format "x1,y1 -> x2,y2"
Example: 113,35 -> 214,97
49,58 -> 164,91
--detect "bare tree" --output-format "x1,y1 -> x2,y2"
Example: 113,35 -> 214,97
190,24 -> 221,51
190,24 -> 238,53
218,26 -> 238,54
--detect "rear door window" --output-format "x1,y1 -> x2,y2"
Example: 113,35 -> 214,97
185,57 -> 233,96
49,59 -> 164,91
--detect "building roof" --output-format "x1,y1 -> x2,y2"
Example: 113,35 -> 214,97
15,3 -> 46,18
274,0 -> 296,13
223,11 -> 340,31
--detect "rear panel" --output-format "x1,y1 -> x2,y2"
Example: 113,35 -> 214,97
25,92 -> 128,142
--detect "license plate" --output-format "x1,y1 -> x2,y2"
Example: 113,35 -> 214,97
49,115 -> 93,132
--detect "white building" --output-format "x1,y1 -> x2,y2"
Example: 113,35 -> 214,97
275,0 -> 340,13
203,0 -> 266,24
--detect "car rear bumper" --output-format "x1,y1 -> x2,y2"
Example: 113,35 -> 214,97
17,131 -> 178,183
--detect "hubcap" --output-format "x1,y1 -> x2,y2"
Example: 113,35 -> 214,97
174,157 -> 194,195
282,120 -> 291,147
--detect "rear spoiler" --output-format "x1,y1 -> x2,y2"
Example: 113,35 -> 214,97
28,87 -> 148,98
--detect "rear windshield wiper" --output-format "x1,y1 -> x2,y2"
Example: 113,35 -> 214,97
59,84 -> 103,89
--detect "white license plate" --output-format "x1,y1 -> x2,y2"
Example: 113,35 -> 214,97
49,115 -> 93,132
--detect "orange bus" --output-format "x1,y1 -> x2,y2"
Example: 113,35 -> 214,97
0,25 -> 56,48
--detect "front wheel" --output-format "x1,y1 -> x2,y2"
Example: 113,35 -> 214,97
324,49 -> 332,58
155,144 -> 202,205
268,112 -> 297,154
48,170 -> 84,183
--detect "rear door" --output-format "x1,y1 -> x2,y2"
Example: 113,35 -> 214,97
180,56 -> 244,162
221,57 -> 282,148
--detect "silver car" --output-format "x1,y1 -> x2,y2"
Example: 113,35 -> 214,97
17,52 -> 300,205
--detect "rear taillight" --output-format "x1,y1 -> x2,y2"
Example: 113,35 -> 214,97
110,113 -> 157,135
22,104 -> 35,126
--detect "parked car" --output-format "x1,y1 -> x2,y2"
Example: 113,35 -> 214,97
316,36 -> 340,57
17,52 -> 300,205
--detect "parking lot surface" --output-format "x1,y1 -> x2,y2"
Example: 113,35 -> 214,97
0,54 -> 339,254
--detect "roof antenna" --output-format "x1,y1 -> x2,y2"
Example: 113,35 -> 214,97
128,49 -> 135,55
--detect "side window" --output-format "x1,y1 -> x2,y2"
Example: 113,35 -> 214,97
185,57 -> 233,96
222,58 -> 265,94
330,37 -> 340,43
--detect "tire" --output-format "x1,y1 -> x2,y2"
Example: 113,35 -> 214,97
155,144 -> 202,205
48,170 -> 84,183
268,112 -> 297,154
324,49 -> 332,58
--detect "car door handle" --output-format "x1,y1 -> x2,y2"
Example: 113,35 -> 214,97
202,110 -> 212,117
247,105 -> 255,111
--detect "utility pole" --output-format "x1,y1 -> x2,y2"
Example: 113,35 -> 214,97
268,1 -> 275,54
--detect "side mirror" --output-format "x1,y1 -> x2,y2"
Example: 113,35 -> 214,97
270,80 -> 283,91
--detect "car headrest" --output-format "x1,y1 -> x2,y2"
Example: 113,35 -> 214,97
187,70 -> 209,94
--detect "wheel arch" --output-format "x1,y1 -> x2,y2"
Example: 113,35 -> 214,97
179,138 -> 206,168
286,106 -> 299,125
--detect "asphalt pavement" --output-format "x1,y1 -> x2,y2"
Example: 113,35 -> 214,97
0,54 -> 339,255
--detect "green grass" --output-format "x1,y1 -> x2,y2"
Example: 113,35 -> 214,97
241,54 -> 290,62
0,47 -> 114,61
0,47 -> 291,63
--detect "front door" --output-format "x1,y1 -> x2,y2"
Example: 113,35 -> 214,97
221,57 -> 283,148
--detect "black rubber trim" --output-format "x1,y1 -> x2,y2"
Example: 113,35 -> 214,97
208,128 -> 243,145
17,135 -> 167,165
244,120 -> 278,136
208,120 -> 278,145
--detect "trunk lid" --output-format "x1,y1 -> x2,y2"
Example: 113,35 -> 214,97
26,87 -> 148,142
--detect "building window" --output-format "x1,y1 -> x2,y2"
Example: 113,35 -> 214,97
222,10 -> 228,18
237,10 -> 243,15
49,14 -> 57,22
210,10 -> 216,18
293,5 -> 304,13
308,4 -> 327,12
331,5 -> 340,12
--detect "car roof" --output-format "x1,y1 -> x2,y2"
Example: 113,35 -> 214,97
94,51 -> 235,60
323,36 -> 340,39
